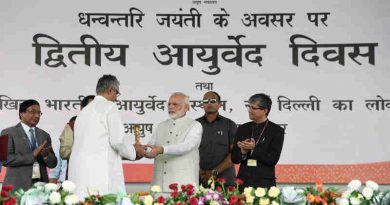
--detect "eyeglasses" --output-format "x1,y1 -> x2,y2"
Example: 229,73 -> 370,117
202,98 -> 219,104
245,104 -> 265,110
26,109 -> 43,116
113,88 -> 121,97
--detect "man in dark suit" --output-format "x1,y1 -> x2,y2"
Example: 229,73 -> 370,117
231,93 -> 284,191
1,99 -> 57,191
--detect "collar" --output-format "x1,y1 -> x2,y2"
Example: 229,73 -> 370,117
169,115 -> 188,123
201,113 -> 221,123
21,122 -> 35,134
252,118 -> 268,126
95,95 -> 107,101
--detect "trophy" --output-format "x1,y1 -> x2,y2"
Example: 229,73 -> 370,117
133,124 -> 141,144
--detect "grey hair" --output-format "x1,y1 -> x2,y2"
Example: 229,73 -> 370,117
96,74 -> 120,94
248,93 -> 272,116
170,92 -> 190,105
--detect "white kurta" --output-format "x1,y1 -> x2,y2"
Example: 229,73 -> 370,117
68,96 -> 136,198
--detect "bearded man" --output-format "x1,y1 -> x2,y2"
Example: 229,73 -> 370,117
145,92 -> 203,192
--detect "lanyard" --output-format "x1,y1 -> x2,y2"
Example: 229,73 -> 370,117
251,120 -> 269,145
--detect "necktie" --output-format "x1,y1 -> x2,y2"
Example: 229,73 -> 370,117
29,128 -> 37,151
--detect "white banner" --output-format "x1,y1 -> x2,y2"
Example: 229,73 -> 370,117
1,0 -> 389,168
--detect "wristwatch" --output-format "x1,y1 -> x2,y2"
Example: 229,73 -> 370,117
211,169 -> 219,177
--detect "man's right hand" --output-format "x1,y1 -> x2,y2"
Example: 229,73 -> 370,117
33,141 -> 47,157
199,169 -> 213,187
134,144 -> 146,159
237,138 -> 255,154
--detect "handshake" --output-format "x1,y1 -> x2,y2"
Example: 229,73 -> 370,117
133,144 -> 164,159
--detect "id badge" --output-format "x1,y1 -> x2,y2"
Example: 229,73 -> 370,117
32,163 -> 41,179
247,159 -> 257,167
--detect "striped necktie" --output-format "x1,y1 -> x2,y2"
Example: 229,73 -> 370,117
29,128 -> 37,151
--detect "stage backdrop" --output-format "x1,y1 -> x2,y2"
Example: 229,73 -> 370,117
1,0 -> 389,184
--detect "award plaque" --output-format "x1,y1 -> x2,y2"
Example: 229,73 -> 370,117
133,124 -> 140,144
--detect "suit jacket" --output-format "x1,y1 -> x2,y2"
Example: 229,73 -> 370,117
231,120 -> 284,189
1,123 -> 57,191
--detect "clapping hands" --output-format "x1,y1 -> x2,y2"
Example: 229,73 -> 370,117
33,140 -> 53,157
237,138 -> 255,154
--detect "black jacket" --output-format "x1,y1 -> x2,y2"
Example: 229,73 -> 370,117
231,120 -> 284,189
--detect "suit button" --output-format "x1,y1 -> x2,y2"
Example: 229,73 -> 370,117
173,123 -> 176,126
170,131 -> 172,134
176,134 -> 178,136
164,172 -> 166,174
167,141 -> 170,143
164,161 -> 167,164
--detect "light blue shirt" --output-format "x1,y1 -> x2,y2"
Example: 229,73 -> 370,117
20,122 -> 38,149
49,150 -> 67,182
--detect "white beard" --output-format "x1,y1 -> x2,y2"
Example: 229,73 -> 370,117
169,109 -> 186,120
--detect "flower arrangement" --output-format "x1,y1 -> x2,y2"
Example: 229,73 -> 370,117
129,178 -> 241,205
206,177 -> 281,205
214,177 -> 244,205
304,180 -> 340,205
0,184 -> 16,205
241,185 -> 281,205
134,177 -> 282,205
12,180 -> 80,205
3,179 -> 390,205
338,180 -> 381,205
83,193 -> 117,205
5,180 -> 125,205
375,190 -> 390,205
281,186 -> 306,205
10,180 -> 127,205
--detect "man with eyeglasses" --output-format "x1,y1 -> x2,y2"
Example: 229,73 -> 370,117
231,93 -> 285,191
1,99 -> 57,191
68,74 -> 146,198
196,91 -> 237,187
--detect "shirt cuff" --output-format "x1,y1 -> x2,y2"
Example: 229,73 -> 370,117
162,145 -> 168,154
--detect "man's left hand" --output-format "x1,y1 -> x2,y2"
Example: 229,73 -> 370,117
40,146 -> 52,157
144,145 -> 163,158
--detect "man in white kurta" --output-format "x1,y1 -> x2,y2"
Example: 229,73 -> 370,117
69,75 -> 144,198
146,92 -> 203,192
